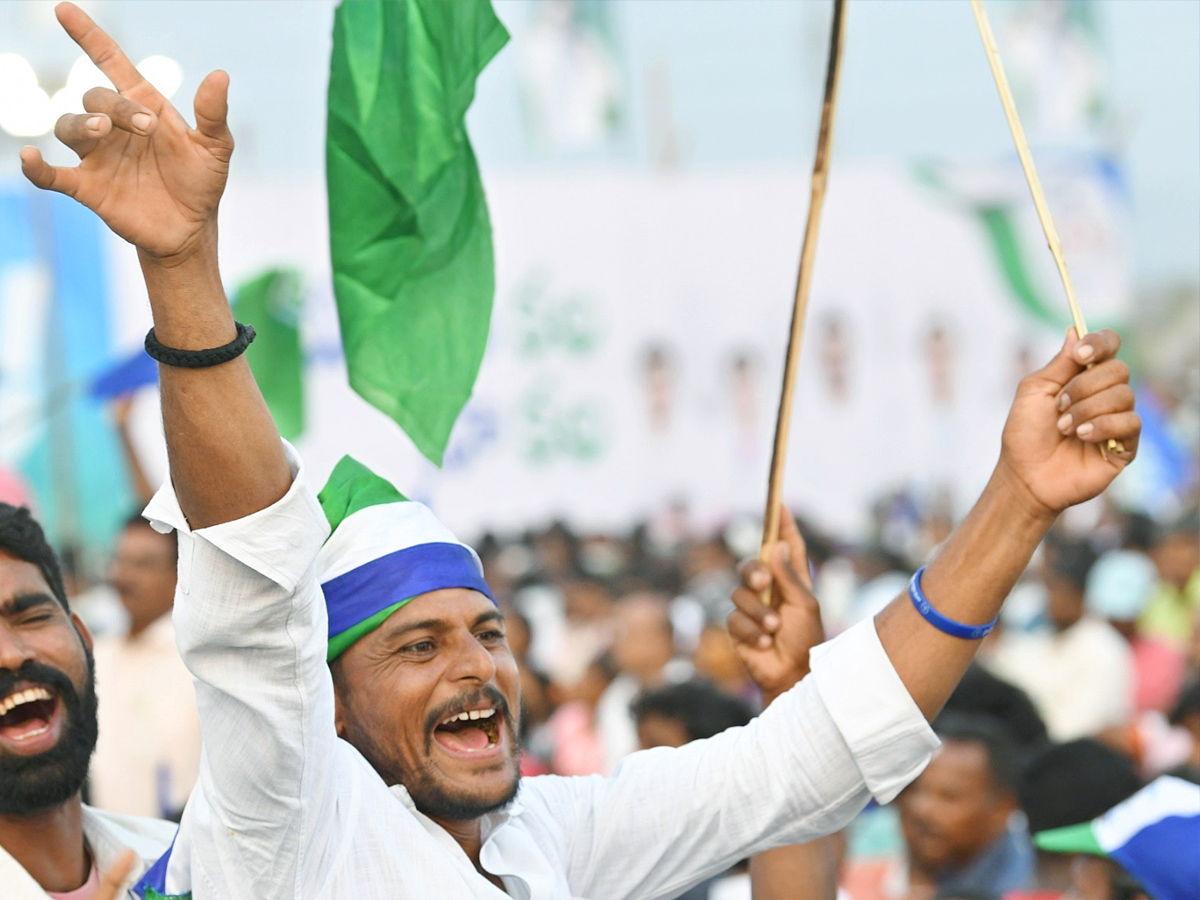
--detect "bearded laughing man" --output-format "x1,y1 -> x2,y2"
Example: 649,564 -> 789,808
0,504 -> 176,898
20,4 -> 1142,898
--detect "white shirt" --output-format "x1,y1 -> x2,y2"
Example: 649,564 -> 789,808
0,806 -> 176,900
91,616 -> 202,818
986,615 -> 1135,741
145,446 -> 937,899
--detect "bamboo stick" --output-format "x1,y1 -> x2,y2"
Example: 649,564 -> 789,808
758,0 -> 848,596
970,0 -> 1122,455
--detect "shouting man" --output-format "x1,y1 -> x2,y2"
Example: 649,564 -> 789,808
21,4 -> 1141,898
0,504 -> 176,898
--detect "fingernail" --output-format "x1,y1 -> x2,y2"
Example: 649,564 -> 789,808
131,112 -> 152,132
779,544 -> 791,562
1057,392 -> 1070,412
1057,413 -> 1073,433
1076,422 -> 1094,438
764,613 -> 780,631
1075,343 -> 1094,362
86,115 -> 104,132
758,636 -> 771,649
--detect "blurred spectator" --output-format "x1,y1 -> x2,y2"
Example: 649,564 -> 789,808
898,714 -> 1033,900
693,622 -> 758,703
0,466 -> 32,508
1139,511 -> 1200,650
1166,680 -> 1200,784
1015,739 -> 1144,896
632,678 -> 754,750
941,665 -> 1048,755
846,545 -> 910,626
1086,549 -> 1186,713
988,538 -> 1133,741
595,591 -> 692,770
89,513 -> 201,820
545,576 -> 614,687
542,652 -> 618,777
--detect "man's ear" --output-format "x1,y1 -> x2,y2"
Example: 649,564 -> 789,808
71,612 -> 94,652
329,660 -> 348,737
333,688 -> 347,738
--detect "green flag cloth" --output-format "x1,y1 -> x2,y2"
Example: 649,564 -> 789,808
326,0 -> 508,465
233,268 -> 306,441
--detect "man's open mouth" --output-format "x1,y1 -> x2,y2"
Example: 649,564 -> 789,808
0,686 -> 61,747
432,706 -> 503,754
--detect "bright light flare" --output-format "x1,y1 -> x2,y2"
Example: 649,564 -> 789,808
0,53 -> 54,137
0,52 -> 183,138
136,55 -> 183,100
49,54 -> 110,125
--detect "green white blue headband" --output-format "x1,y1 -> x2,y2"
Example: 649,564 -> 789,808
316,456 -> 494,661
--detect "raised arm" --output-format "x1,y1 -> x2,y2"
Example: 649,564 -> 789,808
876,329 -> 1137,717
742,329 -> 1139,721
21,2 -> 288,527
23,9 -> 338,896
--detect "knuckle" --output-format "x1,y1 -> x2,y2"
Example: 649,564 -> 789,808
82,86 -> 109,106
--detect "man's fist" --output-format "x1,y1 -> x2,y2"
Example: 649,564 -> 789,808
729,510 -> 825,705
96,850 -> 137,900
999,329 -> 1139,517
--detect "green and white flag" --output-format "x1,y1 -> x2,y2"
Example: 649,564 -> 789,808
326,0 -> 508,465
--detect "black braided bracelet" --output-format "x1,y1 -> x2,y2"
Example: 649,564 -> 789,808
144,322 -> 257,369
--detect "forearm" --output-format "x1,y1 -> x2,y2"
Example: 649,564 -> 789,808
116,414 -> 154,505
874,460 -> 1055,719
140,235 -> 290,528
750,836 -> 841,900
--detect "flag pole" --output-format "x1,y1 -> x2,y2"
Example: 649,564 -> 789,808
758,0 -> 847,597
969,0 -> 1122,456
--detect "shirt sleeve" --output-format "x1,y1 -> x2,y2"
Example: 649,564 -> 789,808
143,442 -> 337,897
517,618 -> 938,900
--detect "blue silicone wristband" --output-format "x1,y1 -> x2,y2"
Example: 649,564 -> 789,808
908,567 -> 998,640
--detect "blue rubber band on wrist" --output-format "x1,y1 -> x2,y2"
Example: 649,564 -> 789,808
908,567 -> 998,640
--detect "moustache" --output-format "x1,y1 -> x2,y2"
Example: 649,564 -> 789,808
424,685 -> 513,737
0,660 -> 81,708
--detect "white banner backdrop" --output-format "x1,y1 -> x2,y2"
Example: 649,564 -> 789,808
107,162 -> 1131,542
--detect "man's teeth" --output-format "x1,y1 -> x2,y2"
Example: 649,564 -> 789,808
0,687 -> 53,717
441,708 -> 497,725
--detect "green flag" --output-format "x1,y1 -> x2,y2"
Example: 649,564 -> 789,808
234,268 -> 306,441
326,0 -> 508,465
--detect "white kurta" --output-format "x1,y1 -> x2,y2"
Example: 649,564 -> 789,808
91,616 -> 202,818
144,445 -> 938,899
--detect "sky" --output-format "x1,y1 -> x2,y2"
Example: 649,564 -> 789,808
0,0 -> 1197,286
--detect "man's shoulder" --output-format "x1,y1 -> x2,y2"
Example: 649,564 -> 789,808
81,805 -> 178,857
1071,616 -> 1133,656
